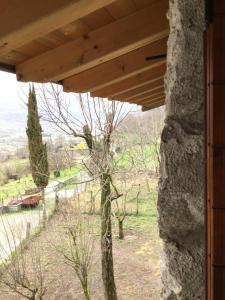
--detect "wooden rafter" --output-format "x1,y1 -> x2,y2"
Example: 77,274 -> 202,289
0,0 -> 168,112
136,94 -> 165,105
113,77 -> 164,100
63,37 -> 167,92
91,63 -> 166,98
119,84 -> 164,101
120,88 -> 164,102
130,89 -> 164,103
0,0 -> 117,57
142,100 -> 164,111
16,0 -> 169,82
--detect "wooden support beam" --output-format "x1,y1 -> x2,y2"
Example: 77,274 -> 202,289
91,63 -> 166,98
118,84 -> 164,101
0,0 -> 117,57
63,37 -> 167,92
112,78 -> 164,100
16,0 -> 169,82
130,89 -> 164,103
0,62 -> 15,74
142,100 -> 164,111
141,96 -> 165,107
136,94 -> 165,105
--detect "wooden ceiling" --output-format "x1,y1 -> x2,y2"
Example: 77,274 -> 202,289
0,0 -> 169,110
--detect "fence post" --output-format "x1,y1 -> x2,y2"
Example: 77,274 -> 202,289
77,193 -> 80,211
26,222 -> 31,239
55,191 -> 59,212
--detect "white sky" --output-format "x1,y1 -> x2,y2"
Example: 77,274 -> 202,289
0,71 -> 29,112
0,70 -> 140,136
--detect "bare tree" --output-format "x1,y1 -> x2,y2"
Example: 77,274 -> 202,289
112,192 -> 127,240
0,218 -> 46,299
135,184 -> 141,216
89,190 -> 95,215
118,107 -> 164,176
36,84 -> 131,300
57,212 -> 94,300
47,137 -> 72,177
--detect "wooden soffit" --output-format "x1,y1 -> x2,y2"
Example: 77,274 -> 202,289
0,0 -> 168,110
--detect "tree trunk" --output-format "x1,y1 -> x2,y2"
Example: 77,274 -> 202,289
136,184 -> 140,216
54,191 -> 59,212
92,197 -> 95,215
81,281 -> 91,300
90,191 -> 95,215
118,220 -> 124,240
83,287 -> 91,300
100,173 -> 117,300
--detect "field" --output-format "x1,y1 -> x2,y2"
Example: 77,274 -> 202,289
0,141 -> 160,204
0,165 -> 80,204
0,176 -> 162,300
116,144 -> 159,171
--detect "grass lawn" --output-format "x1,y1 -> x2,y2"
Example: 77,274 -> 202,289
0,166 -> 80,204
116,144 -> 159,171
78,176 -> 159,232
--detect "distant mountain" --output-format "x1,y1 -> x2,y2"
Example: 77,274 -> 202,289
0,111 -> 26,135
0,98 -> 51,137
0,99 -> 27,136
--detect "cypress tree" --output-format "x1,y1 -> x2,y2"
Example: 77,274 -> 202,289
26,85 -> 49,190
26,85 -> 49,227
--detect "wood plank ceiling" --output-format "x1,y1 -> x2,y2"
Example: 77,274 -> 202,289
0,0 -> 169,111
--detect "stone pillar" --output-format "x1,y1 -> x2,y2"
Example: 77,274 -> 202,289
158,1 -> 205,299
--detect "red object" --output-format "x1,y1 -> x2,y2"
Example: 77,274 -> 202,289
21,194 -> 42,207
8,193 -> 42,207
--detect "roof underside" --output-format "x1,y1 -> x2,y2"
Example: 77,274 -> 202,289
0,0 -> 168,111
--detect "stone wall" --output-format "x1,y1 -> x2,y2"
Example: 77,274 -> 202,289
158,1 -> 206,299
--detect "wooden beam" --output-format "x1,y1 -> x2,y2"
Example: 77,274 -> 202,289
113,78 -> 164,100
0,0 -> 117,57
142,100 -> 164,111
16,0 -> 169,82
118,84 -> 164,101
143,96 -> 165,106
91,63 -> 166,98
137,94 -> 165,105
126,86 -> 164,102
63,37 -> 167,92
0,62 -> 15,74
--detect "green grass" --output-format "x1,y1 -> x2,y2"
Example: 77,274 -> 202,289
102,188 -> 158,234
115,144 -> 159,170
54,166 -> 80,181
119,189 -> 158,231
0,166 -> 81,204
0,176 -> 35,203
76,177 -> 158,234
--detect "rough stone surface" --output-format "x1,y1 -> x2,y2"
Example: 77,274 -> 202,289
158,1 -> 205,299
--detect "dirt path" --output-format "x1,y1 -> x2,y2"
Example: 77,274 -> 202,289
0,213 -> 162,300
0,175 -> 88,262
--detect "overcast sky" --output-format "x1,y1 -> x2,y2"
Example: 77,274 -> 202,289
0,71 -> 28,112
0,71 -> 29,133
0,71 -> 139,136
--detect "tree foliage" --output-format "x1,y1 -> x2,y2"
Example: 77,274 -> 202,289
26,86 -> 49,189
